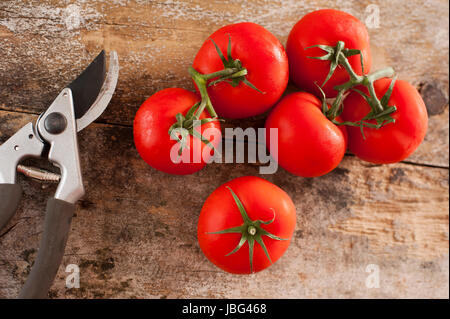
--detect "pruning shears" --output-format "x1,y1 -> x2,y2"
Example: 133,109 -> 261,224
0,50 -> 119,298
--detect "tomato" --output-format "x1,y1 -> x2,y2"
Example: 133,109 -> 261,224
265,92 -> 347,177
192,22 -> 289,119
341,78 -> 428,164
286,9 -> 372,98
197,176 -> 296,274
133,88 -> 221,175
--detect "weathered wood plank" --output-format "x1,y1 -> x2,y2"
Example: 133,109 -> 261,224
0,111 -> 448,298
0,0 -> 448,299
0,0 -> 448,167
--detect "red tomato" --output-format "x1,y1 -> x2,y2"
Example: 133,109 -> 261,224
198,176 -> 296,274
133,88 -> 221,175
192,22 -> 289,119
265,92 -> 348,177
286,9 -> 372,98
341,78 -> 428,164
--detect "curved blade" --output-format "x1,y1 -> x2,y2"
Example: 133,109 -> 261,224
76,51 -> 119,132
67,50 -> 106,120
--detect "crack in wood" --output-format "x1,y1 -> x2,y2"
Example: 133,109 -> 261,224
0,7 -> 208,34
0,222 -> 19,239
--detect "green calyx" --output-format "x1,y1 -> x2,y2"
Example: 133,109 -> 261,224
168,36 -> 262,154
207,36 -> 264,92
168,104 -> 221,156
307,41 -> 398,138
207,186 -> 287,273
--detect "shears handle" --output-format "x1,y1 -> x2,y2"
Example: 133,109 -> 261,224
0,123 -> 43,230
18,198 -> 75,299
0,184 -> 22,230
0,184 -> 75,298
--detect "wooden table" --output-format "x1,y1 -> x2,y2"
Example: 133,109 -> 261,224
0,0 -> 448,299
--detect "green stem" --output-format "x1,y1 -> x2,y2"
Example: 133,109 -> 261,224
229,69 -> 248,78
338,52 -> 361,82
367,81 -> 384,113
188,66 -> 252,119
202,68 -> 239,80
189,67 -> 217,118
168,37 -> 263,153
366,67 -> 395,83
327,89 -> 345,119
207,69 -> 248,87
307,42 -> 398,136
330,67 -> 396,117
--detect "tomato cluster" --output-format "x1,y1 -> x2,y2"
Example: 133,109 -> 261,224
133,9 -> 428,274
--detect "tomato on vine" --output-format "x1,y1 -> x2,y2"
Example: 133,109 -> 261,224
342,78 -> 428,163
135,23 -> 282,175
198,176 -> 296,274
286,9 -> 372,98
296,22 -> 427,165
193,22 -> 289,119
133,88 -> 221,175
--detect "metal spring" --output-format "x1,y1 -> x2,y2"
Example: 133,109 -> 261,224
17,165 -> 61,183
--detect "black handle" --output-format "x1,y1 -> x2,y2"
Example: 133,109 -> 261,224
0,183 -> 22,231
19,198 -> 75,299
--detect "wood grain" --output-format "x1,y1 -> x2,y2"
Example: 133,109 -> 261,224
0,0 -> 448,298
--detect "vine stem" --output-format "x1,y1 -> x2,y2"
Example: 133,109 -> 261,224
188,66 -> 249,120
367,81 -> 384,113
169,36 -> 264,151
338,53 -> 361,83
202,68 -> 239,81
188,67 -> 218,119
307,40 -> 399,138
327,54 -> 395,119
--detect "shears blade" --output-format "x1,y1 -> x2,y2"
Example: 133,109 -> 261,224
67,50 -> 106,120
75,51 -> 119,132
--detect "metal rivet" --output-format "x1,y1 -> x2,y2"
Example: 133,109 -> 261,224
44,112 -> 67,135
